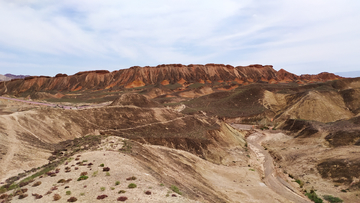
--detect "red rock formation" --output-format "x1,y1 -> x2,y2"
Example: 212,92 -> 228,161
300,72 -> 340,81
0,64 -> 342,95
55,73 -> 68,78
74,70 -> 110,75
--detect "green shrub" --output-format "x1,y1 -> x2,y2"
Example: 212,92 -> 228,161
77,175 -> 88,181
32,181 -> 42,187
118,190 -> 126,194
18,194 -> 28,199
170,185 -> 182,195
305,190 -> 323,203
100,164 -> 104,167
295,179 -> 304,188
66,191 -> 71,195
323,195 -> 343,203
126,176 -> 136,180
115,181 -> 120,185
128,183 -> 137,188
100,187 -> 106,191
67,196 -> 77,202
58,179 -> 66,183
92,171 -> 98,177
106,172 -> 110,176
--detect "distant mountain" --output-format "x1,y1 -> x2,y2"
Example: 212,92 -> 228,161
0,74 -> 11,81
335,71 -> 360,78
4,74 -> 30,80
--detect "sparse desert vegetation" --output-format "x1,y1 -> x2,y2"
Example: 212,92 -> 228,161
305,190 -> 323,203
77,175 -> 88,181
126,176 -> 136,181
67,196 -> 77,202
97,194 -> 108,199
128,183 -> 137,188
1,70 -> 360,203
32,181 -> 41,187
53,193 -> 61,201
117,196 -> 128,201
92,171 -> 98,177
170,185 -> 182,195
323,195 -> 343,203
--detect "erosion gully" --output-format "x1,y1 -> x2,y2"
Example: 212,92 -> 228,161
231,124 -> 311,203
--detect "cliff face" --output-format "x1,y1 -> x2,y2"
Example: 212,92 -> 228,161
0,64 -> 342,95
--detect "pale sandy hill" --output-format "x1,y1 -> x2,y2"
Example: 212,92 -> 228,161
109,93 -> 160,108
279,91 -> 353,123
178,86 -> 214,98
5,136 -> 289,203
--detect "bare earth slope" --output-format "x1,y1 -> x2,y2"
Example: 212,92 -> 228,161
0,102 -> 299,203
0,96 -> 247,182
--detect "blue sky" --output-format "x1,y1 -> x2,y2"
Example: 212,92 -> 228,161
0,0 -> 359,77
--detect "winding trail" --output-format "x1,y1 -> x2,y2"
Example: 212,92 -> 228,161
232,124 -> 311,203
106,116 -> 190,132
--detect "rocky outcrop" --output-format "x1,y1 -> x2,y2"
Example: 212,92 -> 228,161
0,64 -> 342,95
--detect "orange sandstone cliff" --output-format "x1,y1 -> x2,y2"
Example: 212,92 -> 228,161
0,64 -> 341,95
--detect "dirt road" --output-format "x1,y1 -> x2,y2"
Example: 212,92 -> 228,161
232,124 -> 311,203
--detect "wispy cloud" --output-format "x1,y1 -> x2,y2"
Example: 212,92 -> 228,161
0,0 -> 359,76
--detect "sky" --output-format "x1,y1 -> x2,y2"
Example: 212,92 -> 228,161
0,0 -> 359,77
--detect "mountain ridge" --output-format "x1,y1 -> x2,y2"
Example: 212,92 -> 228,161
0,64 -> 341,95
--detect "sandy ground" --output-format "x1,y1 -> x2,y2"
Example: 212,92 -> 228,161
2,98 -> 353,202
2,135 -> 295,203
0,113 -> 51,182
9,136 -> 198,203
260,129 -> 360,203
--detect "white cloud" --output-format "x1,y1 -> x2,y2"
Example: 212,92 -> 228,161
0,0 -> 359,75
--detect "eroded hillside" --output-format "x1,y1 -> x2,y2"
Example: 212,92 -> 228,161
0,64 -> 341,96
0,66 -> 359,203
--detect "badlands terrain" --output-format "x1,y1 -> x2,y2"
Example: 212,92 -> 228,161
0,64 -> 359,202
